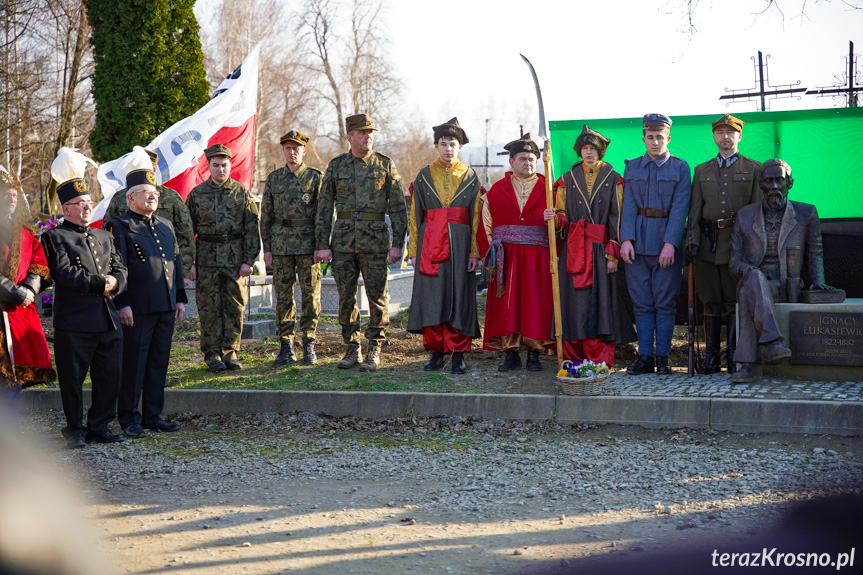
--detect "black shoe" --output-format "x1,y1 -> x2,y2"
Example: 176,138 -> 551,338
143,419 -> 181,432
86,429 -> 124,444
208,360 -> 227,372
225,359 -> 242,371
274,339 -> 297,367
656,355 -> 671,375
123,424 -> 145,438
424,351 -> 445,371
451,352 -> 467,374
302,338 -> 318,365
498,349 -> 522,372
65,434 -> 86,449
525,349 -> 542,371
626,354 -> 655,375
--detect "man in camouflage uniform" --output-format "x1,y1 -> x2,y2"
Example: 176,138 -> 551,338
261,130 -> 322,366
104,148 -> 195,281
315,113 -> 407,372
186,144 -> 261,372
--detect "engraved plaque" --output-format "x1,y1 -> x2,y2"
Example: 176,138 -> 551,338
789,311 -> 863,366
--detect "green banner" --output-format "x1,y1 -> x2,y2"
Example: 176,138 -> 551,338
549,107 -> 863,220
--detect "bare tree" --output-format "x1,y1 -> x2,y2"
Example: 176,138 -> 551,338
293,0 -> 401,151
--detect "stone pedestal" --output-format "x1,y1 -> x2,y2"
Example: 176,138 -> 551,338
760,298 -> 863,381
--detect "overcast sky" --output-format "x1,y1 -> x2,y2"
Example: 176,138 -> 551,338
198,0 -> 861,155
386,0 -> 861,143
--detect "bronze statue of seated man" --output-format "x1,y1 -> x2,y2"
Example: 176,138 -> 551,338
728,158 -> 837,383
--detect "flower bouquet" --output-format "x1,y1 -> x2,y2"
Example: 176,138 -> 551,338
556,359 -> 610,396
35,216 -> 62,238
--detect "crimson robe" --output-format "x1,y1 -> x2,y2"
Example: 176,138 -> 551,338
1,225 -> 55,387
482,173 -> 555,351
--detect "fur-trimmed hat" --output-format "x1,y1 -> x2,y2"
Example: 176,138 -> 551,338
573,125 -> 610,159
433,117 -> 469,145
503,133 -> 540,158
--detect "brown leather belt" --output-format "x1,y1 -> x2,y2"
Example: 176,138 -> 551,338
715,217 -> 735,229
336,211 -> 385,222
281,218 -> 314,226
197,233 -> 243,242
637,208 -> 670,218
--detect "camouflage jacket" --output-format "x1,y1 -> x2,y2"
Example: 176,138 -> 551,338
104,184 -> 196,275
186,178 -> 261,268
261,163 -> 322,255
316,151 -> 407,254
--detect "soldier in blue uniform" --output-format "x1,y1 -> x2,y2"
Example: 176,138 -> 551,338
42,148 -> 128,448
620,114 -> 691,375
105,147 -> 186,438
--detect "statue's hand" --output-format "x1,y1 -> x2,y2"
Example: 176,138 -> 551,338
808,282 -> 834,291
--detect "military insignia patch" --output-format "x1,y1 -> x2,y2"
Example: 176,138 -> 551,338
145,171 -> 156,185
302,192 -> 311,204
74,180 -> 86,193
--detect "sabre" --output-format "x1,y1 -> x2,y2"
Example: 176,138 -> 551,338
520,54 -> 563,369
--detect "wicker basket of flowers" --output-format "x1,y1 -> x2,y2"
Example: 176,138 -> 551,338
556,359 -> 610,396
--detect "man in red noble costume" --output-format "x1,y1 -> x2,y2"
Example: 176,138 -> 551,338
481,134 -> 555,372
0,168 -> 55,415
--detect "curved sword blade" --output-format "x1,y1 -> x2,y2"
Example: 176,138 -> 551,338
519,53 -> 548,141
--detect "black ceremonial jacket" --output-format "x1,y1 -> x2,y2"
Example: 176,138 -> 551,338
42,220 -> 128,332
105,211 -> 187,315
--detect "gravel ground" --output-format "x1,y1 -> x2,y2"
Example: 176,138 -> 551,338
15,411 -> 863,575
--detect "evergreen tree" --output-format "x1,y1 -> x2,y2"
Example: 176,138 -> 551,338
85,0 -> 210,161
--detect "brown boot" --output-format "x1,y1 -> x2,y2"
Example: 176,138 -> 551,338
762,339 -> 792,364
359,344 -> 381,372
337,343 -> 362,369
730,363 -> 762,384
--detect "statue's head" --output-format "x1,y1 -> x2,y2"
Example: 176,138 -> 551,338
760,159 -> 793,211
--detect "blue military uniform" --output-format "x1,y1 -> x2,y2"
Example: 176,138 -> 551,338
42,220 -> 128,442
621,115 -> 691,372
105,211 -> 186,433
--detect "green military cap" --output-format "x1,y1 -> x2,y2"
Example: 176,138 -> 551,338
345,113 -> 378,133
204,143 -> 232,160
712,113 -> 745,133
280,130 -> 310,146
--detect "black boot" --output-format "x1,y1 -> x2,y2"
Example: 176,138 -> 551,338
498,349 -> 522,371
656,355 -> 671,375
726,315 -> 737,374
626,354 -> 655,375
424,351 -> 445,371
699,315 -> 722,374
274,339 -> 296,367
302,338 -> 318,365
451,352 -> 467,374
525,349 -> 542,371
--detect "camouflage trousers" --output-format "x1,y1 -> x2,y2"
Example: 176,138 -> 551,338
273,254 -> 321,342
332,251 -> 389,345
196,265 -> 247,363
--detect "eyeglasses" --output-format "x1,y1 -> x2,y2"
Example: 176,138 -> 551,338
67,200 -> 94,208
133,190 -> 161,197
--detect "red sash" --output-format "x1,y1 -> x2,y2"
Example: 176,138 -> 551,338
566,219 -> 609,290
419,207 -> 470,276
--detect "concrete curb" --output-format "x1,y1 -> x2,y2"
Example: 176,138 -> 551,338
19,389 -> 863,436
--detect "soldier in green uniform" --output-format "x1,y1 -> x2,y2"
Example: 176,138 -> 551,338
315,113 -> 407,372
103,148 -> 195,281
686,114 -> 762,374
261,130 -> 322,366
186,144 -> 261,372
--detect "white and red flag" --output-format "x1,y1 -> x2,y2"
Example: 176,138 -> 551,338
92,45 -> 260,226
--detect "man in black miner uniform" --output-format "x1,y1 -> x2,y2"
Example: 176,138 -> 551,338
42,148 -> 128,448
105,147 -> 185,438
